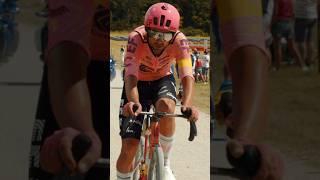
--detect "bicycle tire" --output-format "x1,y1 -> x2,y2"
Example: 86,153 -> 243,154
148,145 -> 164,180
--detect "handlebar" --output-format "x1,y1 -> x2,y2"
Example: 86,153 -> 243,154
132,104 -> 197,141
72,134 -> 109,169
138,111 -> 197,141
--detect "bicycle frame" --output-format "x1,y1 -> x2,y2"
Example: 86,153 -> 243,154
136,112 -> 156,179
133,111 -> 197,180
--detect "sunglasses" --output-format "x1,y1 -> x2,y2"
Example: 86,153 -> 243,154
146,29 -> 174,42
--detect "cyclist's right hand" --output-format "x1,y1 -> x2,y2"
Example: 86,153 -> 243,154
122,102 -> 142,117
40,128 -> 101,175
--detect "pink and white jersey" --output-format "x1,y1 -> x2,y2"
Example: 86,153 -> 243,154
124,26 -> 193,81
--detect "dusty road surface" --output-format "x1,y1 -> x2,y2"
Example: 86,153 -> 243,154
110,69 -> 210,179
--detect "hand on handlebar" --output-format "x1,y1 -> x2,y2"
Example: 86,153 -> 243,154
254,144 -> 284,180
227,139 -> 284,180
40,128 -> 102,175
123,102 -> 142,117
181,106 -> 199,122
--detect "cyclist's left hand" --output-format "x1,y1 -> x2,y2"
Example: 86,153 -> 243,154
123,102 -> 142,117
227,140 -> 284,180
181,106 -> 199,122
40,128 -> 101,175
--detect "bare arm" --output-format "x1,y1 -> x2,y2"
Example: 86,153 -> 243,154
47,42 -> 95,133
181,76 -> 194,106
228,47 -> 269,142
124,75 -> 140,103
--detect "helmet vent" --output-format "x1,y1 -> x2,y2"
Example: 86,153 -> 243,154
165,20 -> 171,27
161,5 -> 168,10
160,15 -> 165,26
153,17 -> 158,25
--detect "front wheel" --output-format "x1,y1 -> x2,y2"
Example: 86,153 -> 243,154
148,146 -> 164,180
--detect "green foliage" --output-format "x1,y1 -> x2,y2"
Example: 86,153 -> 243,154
111,0 -> 211,35
181,27 -> 208,37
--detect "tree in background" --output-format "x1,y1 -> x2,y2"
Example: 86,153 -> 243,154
110,0 -> 210,36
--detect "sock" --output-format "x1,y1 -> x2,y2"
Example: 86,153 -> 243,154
117,170 -> 133,180
160,134 -> 174,167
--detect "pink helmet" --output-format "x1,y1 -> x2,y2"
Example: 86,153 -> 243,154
144,2 -> 180,32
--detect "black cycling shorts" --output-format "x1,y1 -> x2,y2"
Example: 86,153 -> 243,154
28,60 -> 109,180
119,74 -> 177,140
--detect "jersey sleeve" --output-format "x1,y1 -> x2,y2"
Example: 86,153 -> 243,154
215,0 -> 270,62
124,32 -> 141,79
47,0 -> 94,60
173,33 -> 194,80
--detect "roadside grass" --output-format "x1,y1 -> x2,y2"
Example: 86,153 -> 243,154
267,67 -> 320,169
193,82 -> 210,114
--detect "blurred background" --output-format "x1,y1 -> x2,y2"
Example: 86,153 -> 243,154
0,0 -> 46,179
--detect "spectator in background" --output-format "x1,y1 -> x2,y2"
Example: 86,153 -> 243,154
195,55 -> 204,82
262,0 -> 274,47
36,0 -> 48,17
202,49 -> 210,83
271,0 -> 307,71
190,48 -> 197,67
193,48 -> 200,60
294,0 -> 319,69
262,0 -> 275,67
190,48 -> 197,77
120,45 -> 126,80
120,45 -> 125,65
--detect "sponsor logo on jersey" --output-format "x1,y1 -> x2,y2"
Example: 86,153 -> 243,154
139,64 -> 154,72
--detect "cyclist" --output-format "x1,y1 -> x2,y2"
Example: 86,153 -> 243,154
214,0 -> 284,179
29,0 -> 109,179
116,3 -> 199,180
